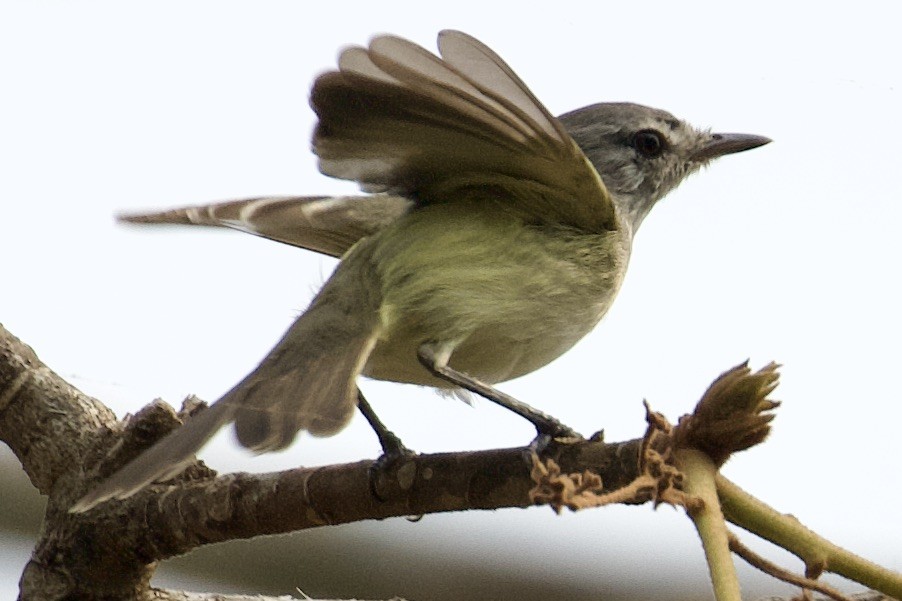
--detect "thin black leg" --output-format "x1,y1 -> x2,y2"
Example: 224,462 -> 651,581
357,388 -> 416,501
416,345 -> 580,439
357,388 -> 411,458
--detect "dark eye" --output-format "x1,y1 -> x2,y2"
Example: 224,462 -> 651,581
632,129 -> 665,158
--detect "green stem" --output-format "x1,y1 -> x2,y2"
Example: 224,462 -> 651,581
717,474 -> 902,599
678,449 -> 743,601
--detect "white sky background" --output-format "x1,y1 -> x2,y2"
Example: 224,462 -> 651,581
2,1 -> 900,597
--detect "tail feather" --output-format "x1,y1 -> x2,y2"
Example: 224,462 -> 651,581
71,238 -> 384,512
231,308 -> 379,450
69,399 -> 237,512
230,240 -> 383,450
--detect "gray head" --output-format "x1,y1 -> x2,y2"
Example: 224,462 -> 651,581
559,103 -> 770,234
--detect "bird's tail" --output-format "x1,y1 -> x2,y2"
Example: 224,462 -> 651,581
71,241 -> 383,512
230,248 -> 383,450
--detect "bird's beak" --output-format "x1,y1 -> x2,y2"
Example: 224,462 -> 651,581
693,133 -> 771,162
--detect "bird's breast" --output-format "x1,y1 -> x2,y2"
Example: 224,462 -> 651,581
359,203 -> 632,387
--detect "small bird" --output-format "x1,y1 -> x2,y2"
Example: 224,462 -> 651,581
72,30 -> 769,512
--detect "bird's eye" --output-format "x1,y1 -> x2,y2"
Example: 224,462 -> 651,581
632,129 -> 665,158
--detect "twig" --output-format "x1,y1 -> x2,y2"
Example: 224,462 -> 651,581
677,448 -> 743,601
718,475 -> 902,600
729,531 -> 855,601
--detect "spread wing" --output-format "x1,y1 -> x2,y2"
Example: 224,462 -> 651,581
118,195 -> 412,258
312,30 -> 617,232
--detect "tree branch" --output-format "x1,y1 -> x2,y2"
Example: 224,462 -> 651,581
0,323 -> 642,599
0,323 -> 116,494
5,322 -> 897,601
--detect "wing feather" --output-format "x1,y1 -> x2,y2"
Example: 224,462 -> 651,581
117,195 -> 412,258
312,31 -> 617,232
436,30 -> 568,147
368,35 -> 541,149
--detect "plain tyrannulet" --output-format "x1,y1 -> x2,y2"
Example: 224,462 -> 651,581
72,30 -> 769,512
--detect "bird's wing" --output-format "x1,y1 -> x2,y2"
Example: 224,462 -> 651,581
118,194 -> 413,258
312,30 -> 617,232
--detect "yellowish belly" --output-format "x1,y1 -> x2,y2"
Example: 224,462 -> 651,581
359,203 -> 631,387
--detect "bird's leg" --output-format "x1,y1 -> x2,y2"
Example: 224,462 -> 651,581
357,389 -> 411,459
417,343 -> 581,439
358,389 -> 417,502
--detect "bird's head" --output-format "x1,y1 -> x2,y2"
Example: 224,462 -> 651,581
560,102 -> 770,233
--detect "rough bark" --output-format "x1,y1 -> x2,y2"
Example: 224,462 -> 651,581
0,324 -> 642,600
